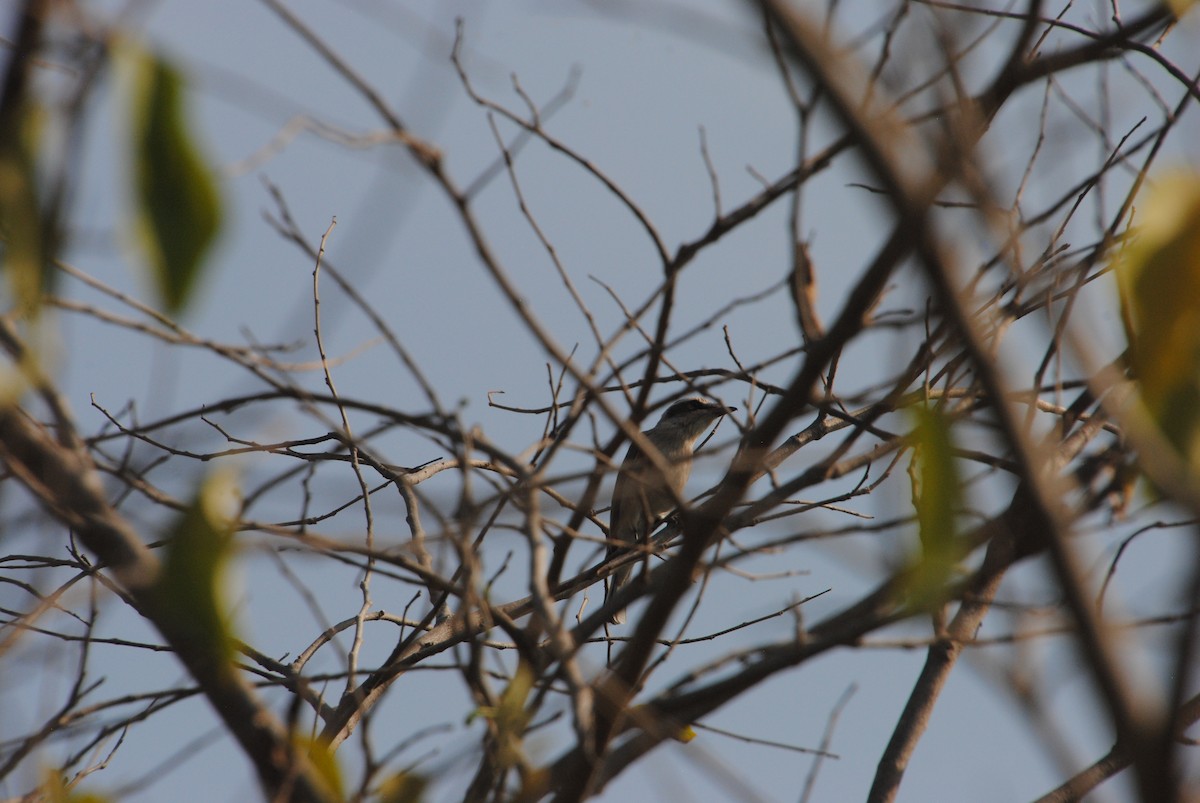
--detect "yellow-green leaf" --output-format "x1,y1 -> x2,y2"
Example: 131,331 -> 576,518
905,405 -> 964,611
378,772 -> 428,803
152,469 -> 239,677
1116,172 -> 1200,466
293,734 -> 344,802
0,97 -> 50,313
477,661 -> 535,771
129,49 -> 221,313
39,770 -> 112,803
496,661 -> 534,733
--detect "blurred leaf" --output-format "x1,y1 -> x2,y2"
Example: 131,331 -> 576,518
473,661 -> 535,772
0,96 -> 50,313
514,766 -> 549,802
293,734 -> 344,802
40,770 -> 111,803
495,661 -> 534,733
377,772 -> 428,803
462,665 -> 546,801
904,405 -> 965,611
152,469 -> 239,677
128,47 -> 222,313
1116,172 -> 1200,466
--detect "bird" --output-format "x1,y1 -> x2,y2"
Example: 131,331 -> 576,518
605,397 -> 735,624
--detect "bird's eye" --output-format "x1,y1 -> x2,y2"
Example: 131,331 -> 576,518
666,399 -> 709,416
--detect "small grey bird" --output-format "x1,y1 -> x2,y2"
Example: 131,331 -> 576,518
605,397 -> 735,624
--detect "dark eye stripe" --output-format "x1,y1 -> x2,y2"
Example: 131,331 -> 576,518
665,398 -> 712,416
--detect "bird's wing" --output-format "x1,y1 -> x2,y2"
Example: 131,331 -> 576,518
608,441 -> 650,559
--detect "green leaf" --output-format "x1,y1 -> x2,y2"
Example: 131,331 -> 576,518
473,661 -> 534,773
128,48 -> 222,313
904,405 -> 965,611
293,735 -> 344,802
152,469 -> 239,677
0,98 -> 50,313
1116,172 -> 1200,466
40,770 -> 112,803
495,660 -> 534,734
377,772 -> 428,803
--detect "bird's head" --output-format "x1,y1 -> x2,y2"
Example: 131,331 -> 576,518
653,397 -> 736,442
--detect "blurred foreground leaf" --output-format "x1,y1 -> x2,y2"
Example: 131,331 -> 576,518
127,48 -> 221,313
152,469 -> 239,678
294,735 -> 344,802
0,74 -> 50,313
492,661 -> 534,767
1116,172 -> 1200,467
905,405 -> 965,611
378,772 -> 428,803
40,770 -> 111,803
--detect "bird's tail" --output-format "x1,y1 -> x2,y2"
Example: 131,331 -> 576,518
606,563 -> 632,625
